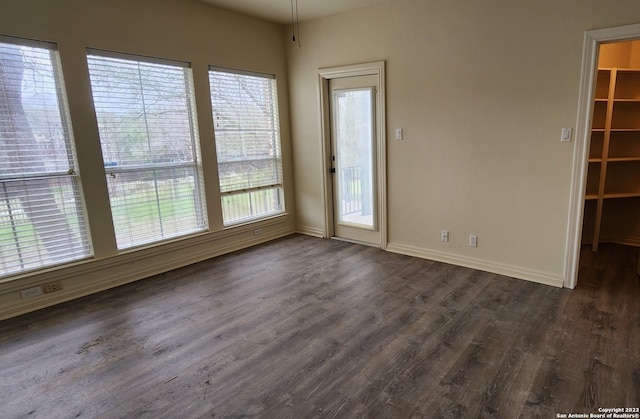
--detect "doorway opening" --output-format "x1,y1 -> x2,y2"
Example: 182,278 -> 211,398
567,23 -> 640,288
318,62 -> 387,248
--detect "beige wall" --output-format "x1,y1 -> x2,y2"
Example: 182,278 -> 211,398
0,0 -> 295,319
3,0 -> 640,318
287,0 -> 640,286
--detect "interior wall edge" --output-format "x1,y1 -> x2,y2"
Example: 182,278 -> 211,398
296,225 -> 326,238
564,29 -> 599,289
386,243 -> 564,289
570,22 -> 640,288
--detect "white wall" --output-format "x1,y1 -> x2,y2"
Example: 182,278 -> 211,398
0,0 -> 296,320
287,0 -> 640,286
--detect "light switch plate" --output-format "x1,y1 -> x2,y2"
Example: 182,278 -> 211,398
561,127 -> 572,142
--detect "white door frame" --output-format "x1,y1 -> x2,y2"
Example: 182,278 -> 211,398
565,23 -> 640,289
318,61 -> 387,248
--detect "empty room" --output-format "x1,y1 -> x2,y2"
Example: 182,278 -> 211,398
1,0 -> 640,417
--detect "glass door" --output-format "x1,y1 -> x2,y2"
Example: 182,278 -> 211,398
330,75 -> 380,245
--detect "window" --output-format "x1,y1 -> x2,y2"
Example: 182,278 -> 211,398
209,67 -> 284,225
0,36 -> 91,277
87,51 -> 206,249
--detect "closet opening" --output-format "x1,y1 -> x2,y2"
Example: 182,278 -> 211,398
579,39 -> 640,280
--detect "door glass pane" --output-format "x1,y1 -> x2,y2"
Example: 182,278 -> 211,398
334,89 -> 375,229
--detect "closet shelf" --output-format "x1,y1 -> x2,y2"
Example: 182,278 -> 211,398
603,192 -> 640,199
585,66 -> 640,251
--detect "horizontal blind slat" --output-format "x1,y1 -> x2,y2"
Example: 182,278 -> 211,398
88,52 -> 206,250
209,69 -> 283,225
0,38 -> 92,278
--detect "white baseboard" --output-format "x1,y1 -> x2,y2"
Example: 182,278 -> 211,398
296,225 -> 325,238
2,229 -> 569,321
0,223 -> 295,321
386,242 -> 564,288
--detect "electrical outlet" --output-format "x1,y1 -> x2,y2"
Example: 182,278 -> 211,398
253,228 -> 263,236
469,234 -> 478,247
43,282 -> 63,294
440,230 -> 449,242
20,286 -> 43,299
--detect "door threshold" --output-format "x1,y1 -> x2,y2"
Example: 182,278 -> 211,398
331,236 -> 380,248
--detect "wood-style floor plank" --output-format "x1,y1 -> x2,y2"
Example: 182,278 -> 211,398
0,235 -> 638,418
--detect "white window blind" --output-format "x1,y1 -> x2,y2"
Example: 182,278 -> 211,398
87,51 -> 206,249
209,67 -> 284,225
0,36 -> 91,277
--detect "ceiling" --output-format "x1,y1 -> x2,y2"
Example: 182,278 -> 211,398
197,0 -> 392,24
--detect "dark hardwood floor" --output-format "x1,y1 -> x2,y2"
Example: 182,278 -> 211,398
0,234 -> 638,418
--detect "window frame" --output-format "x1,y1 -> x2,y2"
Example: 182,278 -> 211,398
0,35 -> 92,278
208,66 -> 285,226
86,49 -> 207,250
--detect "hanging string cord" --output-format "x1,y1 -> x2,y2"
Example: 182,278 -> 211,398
290,0 -> 300,47
295,0 -> 300,48
290,0 -> 296,42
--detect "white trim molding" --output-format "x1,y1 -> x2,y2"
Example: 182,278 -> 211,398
387,243 -> 564,288
565,23 -> 640,289
296,225 -> 326,238
317,61 -> 387,249
0,218 -> 295,321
